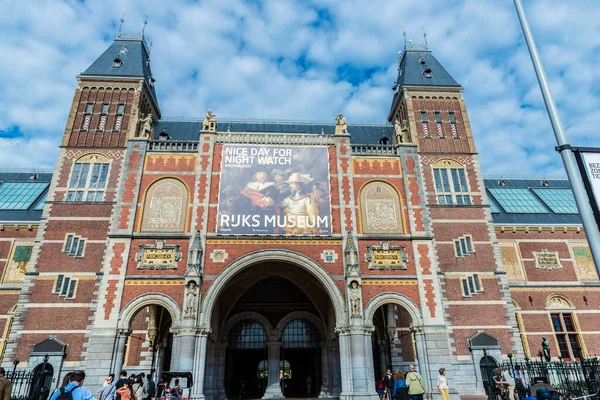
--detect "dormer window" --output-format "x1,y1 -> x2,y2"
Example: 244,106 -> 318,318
423,68 -> 432,78
378,135 -> 390,145
119,47 -> 128,55
149,77 -> 156,87
419,57 -> 426,64
113,57 -> 122,68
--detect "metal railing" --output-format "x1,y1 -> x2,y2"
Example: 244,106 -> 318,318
148,141 -> 198,152
484,357 -> 600,399
7,356 -> 54,400
351,144 -> 399,156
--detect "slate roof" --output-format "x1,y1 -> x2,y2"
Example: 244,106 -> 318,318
389,49 -> 461,121
0,171 -> 53,223
483,178 -> 581,226
81,36 -> 158,103
153,117 -> 395,145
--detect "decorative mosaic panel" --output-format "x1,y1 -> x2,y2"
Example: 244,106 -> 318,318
359,182 -> 403,234
533,248 -> 562,270
570,245 -> 598,281
141,178 -> 188,232
500,243 -> 526,282
1,240 -> 32,284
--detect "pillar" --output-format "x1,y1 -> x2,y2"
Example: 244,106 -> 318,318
215,343 -> 227,400
349,328 -> 377,400
377,340 -> 387,378
174,328 -> 197,373
190,329 -> 210,400
203,342 -> 216,400
113,329 -> 131,376
337,329 -> 353,400
331,342 -> 342,398
318,341 -> 331,398
262,341 -> 283,399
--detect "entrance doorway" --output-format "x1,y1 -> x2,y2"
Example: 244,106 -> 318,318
281,319 -> 320,397
225,320 -> 267,398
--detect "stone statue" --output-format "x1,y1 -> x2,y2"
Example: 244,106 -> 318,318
184,281 -> 198,317
335,113 -> 347,134
349,281 -> 361,315
138,113 -> 153,138
542,336 -> 551,361
394,121 -> 403,143
203,109 -> 216,131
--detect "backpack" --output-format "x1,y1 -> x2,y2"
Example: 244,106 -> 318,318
55,386 -> 79,400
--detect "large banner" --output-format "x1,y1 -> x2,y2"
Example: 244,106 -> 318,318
217,145 -> 332,236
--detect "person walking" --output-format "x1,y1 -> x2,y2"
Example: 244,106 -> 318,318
0,367 -> 12,400
97,374 -> 116,400
133,375 -> 145,400
383,369 -> 394,400
50,370 -> 94,400
405,365 -> 426,400
392,370 -> 408,400
145,374 -> 156,400
115,371 -> 129,400
437,368 -> 449,400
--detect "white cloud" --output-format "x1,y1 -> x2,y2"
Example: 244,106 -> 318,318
1,0 -> 599,178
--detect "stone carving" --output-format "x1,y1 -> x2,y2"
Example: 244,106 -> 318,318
138,113 -> 154,138
542,336 -> 551,362
365,241 -> 408,270
349,281 -> 361,316
344,233 -> 360,277
571,245 -> 598,281
187,230 -> 203,274
320,250 -> 338,264
202,109 -> 217,132
534,248 -> 562,270
335,113 -> 347,134
360,182 -> 403,234
546,296 -> 573,310
141,178 -> 188,232
135,240 -> 182,270
209,249 -> 229,263
184,280 -> 199,317
500,243 -> 526,282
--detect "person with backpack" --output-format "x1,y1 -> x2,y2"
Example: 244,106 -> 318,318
405,365 -> 426,400
97,374 -> 116,400
392,370 -> 408,400
50,370 -> 94,400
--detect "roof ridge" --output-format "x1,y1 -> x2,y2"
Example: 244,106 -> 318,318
0,167 -> 54,173
160,116 -> 390,126
484,175 -> 568,181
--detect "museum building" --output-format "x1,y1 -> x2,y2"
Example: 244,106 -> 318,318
0,30 -> 598,400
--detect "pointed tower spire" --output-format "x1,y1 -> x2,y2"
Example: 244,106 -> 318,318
117,9 -> 126,38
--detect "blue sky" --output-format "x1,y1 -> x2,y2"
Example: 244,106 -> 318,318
1,0 -> 599,177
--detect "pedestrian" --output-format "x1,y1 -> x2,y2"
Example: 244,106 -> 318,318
115,371 -> 129,400
157,377 -> 167,400
133,375 -> 145,400
170,379 -> 182,400
97,374 -> 116,400
405,365 -> 426,400
116,381 -> 134,400
50,370 -> 94,400
0,367 -> 12,400
376,379 -> 384,399
437,368 -> 449,400
145,373 -> 156,400
392,370 -> 408,400
306,374 -> 312,395
60,373 -> 73,389
383,368 -> 394,400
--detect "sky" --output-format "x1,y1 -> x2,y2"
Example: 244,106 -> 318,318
1,0 -> 599,177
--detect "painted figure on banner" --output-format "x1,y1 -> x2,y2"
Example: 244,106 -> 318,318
281,173 -> 319,235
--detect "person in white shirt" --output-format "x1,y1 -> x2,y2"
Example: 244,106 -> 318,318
437,368 -> 449,400
501,369 -> 516,400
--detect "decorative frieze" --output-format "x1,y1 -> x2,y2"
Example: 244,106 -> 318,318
320,250 -> 338,264
365,241 -> 408,270
135,240 -> 182,270
533,248 -> 562,270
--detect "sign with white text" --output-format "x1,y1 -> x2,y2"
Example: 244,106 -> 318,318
217,145 -> 332,236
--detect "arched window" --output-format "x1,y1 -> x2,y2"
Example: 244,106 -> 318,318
282,319 -> 319,348
67,154 -> 110,202
228,320 -> 266,350
0,303 -> 16,361
359,181 -> 403,234
432,159 -> 471,205
141,178 -> 188,232
545,295 -> 583,360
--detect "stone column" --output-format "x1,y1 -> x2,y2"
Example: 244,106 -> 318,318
262,341 -> 283,399
203,342 -> 216,400
331,342 -> 342,398
190,330 -> 210,400
348,327 -> 377,400
170,334 -> 181,371
337,329 -> 353,400
377,340 -> 387,378
215,343 -> 227,400
113,329 -> 131,376
318,341 -> 331,398
176,329 -> 198,373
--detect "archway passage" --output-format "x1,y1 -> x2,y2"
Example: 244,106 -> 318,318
205,261 -> 341,400
371,303 -> 417,381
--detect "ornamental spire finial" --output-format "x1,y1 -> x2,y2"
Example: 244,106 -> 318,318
142,10 -> 149,36
422,22 -> 428,50
117,9 -> 126,38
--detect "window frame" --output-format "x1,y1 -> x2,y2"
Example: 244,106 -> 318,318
550,312 -> 582,360
461,274 -> 484,297
432,164 -> 471,205
66,156 -> 111,203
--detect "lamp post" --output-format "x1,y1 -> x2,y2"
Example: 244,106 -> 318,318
513,0 -> 600,273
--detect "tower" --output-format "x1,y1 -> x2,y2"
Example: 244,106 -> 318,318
389,40 -> 524,394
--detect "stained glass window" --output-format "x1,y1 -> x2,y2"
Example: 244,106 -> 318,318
228,320 -> 266,349
532,188 -> 578,214
0,182 -> 49,210
487,188 -> 548,214
282,319 -> 319,348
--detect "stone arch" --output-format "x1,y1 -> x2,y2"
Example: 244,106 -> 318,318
220,311 -> 275,341
118,292 -> 182,330
275,311 -> 327,342
358,180 -> 404,234
363,292 -> 423,327
512,299 -> 521,310
141,177 -> 189,232
199,250 -> 347,328
432,158 -> 463,169
545,294 -> 575,310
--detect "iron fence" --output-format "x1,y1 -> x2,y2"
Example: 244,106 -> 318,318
7,366 -> 53,400
484,357 -> 600,399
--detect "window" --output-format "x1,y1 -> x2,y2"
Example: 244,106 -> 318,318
282,319 -> 319,348
81,103 -> 93,130
435,112 -> 443,137
228,320 -> 266,349
62,233 -> 86,258
448,112 -> 458,138
0,182 -> 48,210
461,274 -> 483,297
448,112 -> 456,123
487,188 -> 549,214
113,57 -> 122,68
435,112 -> 442,123
114,104 -> 125,131
423,68 -> 432,78
454,235 -> 475,257
98,104 -> 109,131
432,160 -> 471,205
551,313 -> 582,360
420,112 -> 429,137
532,189 -> 578,214
66,154 -> 110,202
53,274 -> 78,299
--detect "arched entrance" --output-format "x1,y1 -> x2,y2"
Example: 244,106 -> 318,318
29,363 -> 54,400
203,254 -> 343,400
